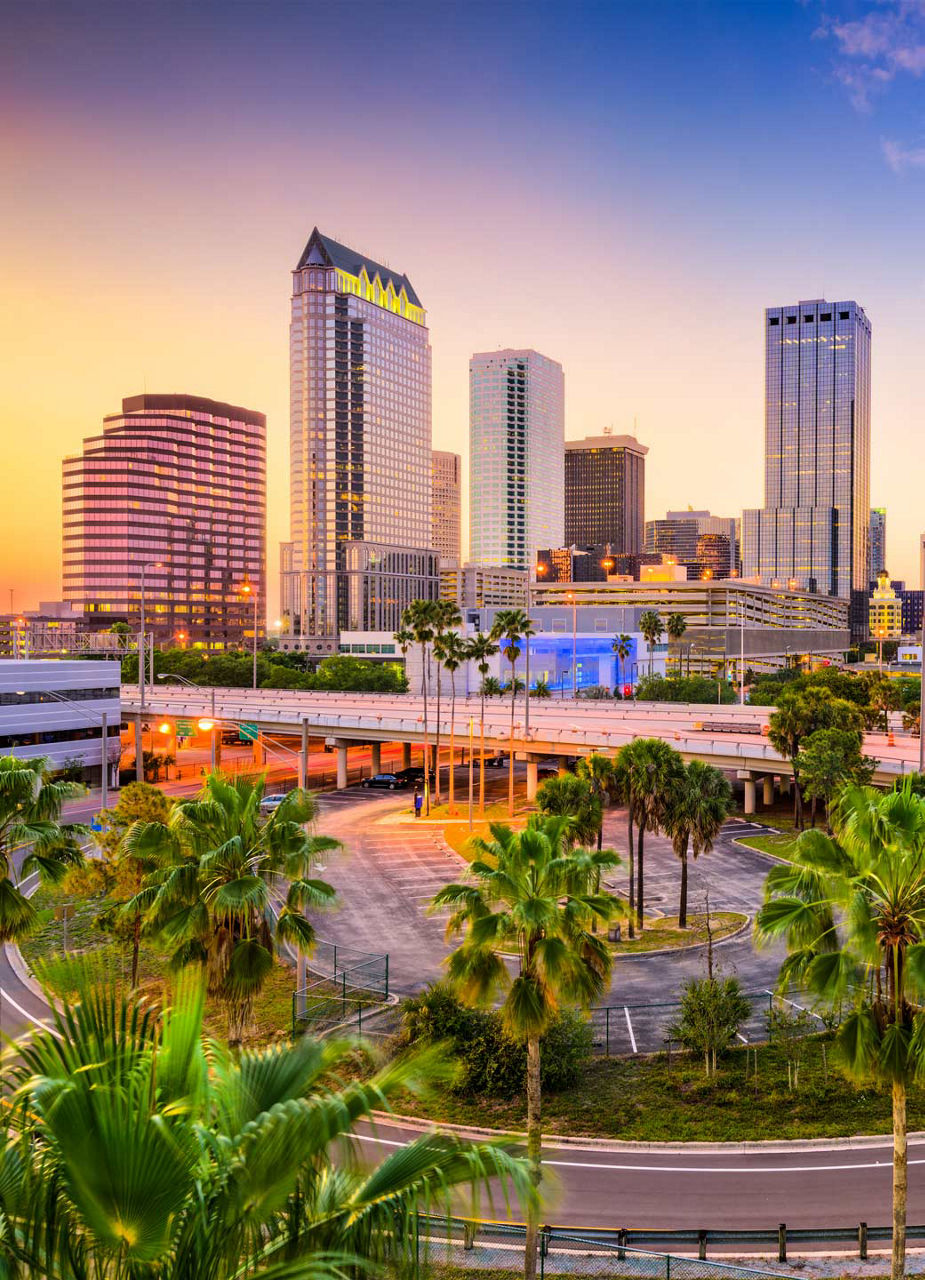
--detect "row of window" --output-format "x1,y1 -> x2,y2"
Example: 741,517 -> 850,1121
0,725 -> 121,749
0,687 -> 119,706
770,312 -> 849,325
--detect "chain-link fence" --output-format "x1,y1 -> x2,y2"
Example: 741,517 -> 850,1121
292,938 -> 391,1034
414,1217 -> 789,1278
591,989 -> 829,1056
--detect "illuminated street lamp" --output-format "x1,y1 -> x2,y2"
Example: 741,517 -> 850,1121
238,580 -> 259,689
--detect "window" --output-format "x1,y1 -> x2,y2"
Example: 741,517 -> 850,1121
839,310 -> 849,319
821,312 -> 832,321
786,316 -> 796,324
804,315 -> 814,322
769,317 -> 779,326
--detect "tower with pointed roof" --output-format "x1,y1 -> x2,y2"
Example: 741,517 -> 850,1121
281,229 -> 437,648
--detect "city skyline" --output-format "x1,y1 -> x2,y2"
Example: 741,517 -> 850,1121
4,0 -> 925,613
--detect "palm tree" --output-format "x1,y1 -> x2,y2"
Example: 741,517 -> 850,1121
638,610 -> 664,678
433,815 -> 620,1280
617,738 -> 683,931
535,772 -> 602,848
611,753 -> 636,938
0,755 -> 85,943
431,600 -> 462,805
439,629 -> 467,814
125,773 -> 338,1043
612,633 -> 632,695
402,600 -> 437,813
466,631 -> 500,815
666,612 -> 687,673
0,966 -> 533,1280
577,752 -> 616,850
756,782 -> 925,1280
491,608 -> 536,817
662,761 -> 732,928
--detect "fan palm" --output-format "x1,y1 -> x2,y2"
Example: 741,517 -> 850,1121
433,814 -> 619,1280
666,613 -> 687,673
577,753 -> 616,850
466,632 -> 500,815
617,738 -> 683,931
638,610 -> 664,678
662,761 -> 732,928
402,600 -> 437,813
0,755 -> 85,943
612,633 -> 632,695
491,609 -> 536,816
125,773 -> 338,1043
756,782 -> 925,1280
0,966 -> 533,1280
430,600 -> 462,805
437,629 -> 467,815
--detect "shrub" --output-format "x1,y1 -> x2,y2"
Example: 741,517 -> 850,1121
401,982 -> 593,1097
668,977 -> 751,1076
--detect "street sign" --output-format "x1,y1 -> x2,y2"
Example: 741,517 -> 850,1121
176,719 -> 194,739
239,722 -> 259,742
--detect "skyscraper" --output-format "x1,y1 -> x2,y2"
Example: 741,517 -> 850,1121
644,510 -> 740,578
742,299 -> 871,599
564,434 -> 646,553
281,228 -> 438,650
62,394 -> 266,648
870,507 -> 886,579
432,449 -> 461,563
469,349 -> 564,570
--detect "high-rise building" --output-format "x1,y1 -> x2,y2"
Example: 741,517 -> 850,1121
432,450 -> 461,563
870,507 -> 886,579
281,228 -> 437,651
644,510 -> 740,579
62,394 -> 266,649
742,299 -> 872,599
564,435 -> 646,553
469,349 -> 564,570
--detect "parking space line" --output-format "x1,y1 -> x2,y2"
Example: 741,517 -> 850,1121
624,1006 -> 637,1054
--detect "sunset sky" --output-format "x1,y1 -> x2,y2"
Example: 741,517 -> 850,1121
3,0 -> 925,616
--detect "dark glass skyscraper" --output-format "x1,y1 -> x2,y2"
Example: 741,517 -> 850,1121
564,434 -> 646,553
742,299 -> 871,599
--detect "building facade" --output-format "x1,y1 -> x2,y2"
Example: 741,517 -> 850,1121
870,507 -> 886,579
62,394 -> 266,649
644,511 -> 740,579
439,562 -> 527,610
742,299 -> 872,600
281,228 -> 436,651
469,349 -> 564,570
564,434 -> 646,553
432,450 -> 461,562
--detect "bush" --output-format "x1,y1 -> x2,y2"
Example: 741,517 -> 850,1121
669,977 -> 751,1076
401,983 -> 593,1097
635,674 -> 735,704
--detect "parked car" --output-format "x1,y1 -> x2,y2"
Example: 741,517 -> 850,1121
393,765 -> 434,786
361,773 -> 410,790
485,754 -> 509,768
259,793 -> 290,812
221,728 -> 241,745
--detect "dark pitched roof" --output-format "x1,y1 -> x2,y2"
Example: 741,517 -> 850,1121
296,227 -> 423,309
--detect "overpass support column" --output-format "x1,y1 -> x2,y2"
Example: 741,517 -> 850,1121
299,719 -> 309,790
335,741 -> 349,790
134,714 -> 144,783
402,742 -> 411,769
252,733 -> 266,767
370,742 -> 381,775
558,756 -> 570,777
525,754 -> 540,802
743,776 -> 757,816
763,776 -> 774,807
214,731 -> 222,771
780,775 -> 791,797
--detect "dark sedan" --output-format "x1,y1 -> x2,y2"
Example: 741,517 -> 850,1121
361,773 -> 410,790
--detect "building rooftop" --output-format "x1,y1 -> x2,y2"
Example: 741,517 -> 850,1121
118,394 -> 266,428
296,227 -> 422,308
565,434 -> 648,454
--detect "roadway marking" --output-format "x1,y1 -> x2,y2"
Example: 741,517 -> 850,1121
353,1133 -> 914,1173
624,1006 -> 637,1054
0,988 -> 61,1039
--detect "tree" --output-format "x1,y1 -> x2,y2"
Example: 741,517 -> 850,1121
638,610 -> 664,677
755,782 -> 925,1280
666,612 -> 687,672
662,761 -> 733,928
669,976 -> 751,1076
796,728 -> 876,830
535,773 -> 602,848
108,620 -> 133,650
767,687 -> 865,829
532,679 -> 552,698
576,753 -> 616,850
466,631 -> 500,815
0,756 -> 85,943
125,774 -> 338,1043
437,629 -> 467,814
433,815 -> 619,1280
617,738 -> 683,931
612,633 -> 632,694
0,967 -> 532,1280
866,677 -> 903,732
68,781 -> 173,987
402,600 -> 437,814
491,609 -> 536,817
431,600 -> 462,804
480,675 -> 504,697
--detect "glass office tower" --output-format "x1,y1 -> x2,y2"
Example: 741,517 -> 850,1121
742,299 -> 871,599
469,349 -> 564,570
282,228 -> 437,649
565,434 -> 647,553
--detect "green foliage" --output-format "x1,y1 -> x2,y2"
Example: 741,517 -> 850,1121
480,676 -> 504,697
669,977 -> 751,1075
531,679 -> 552,698
535,773 -> 602,847
635,674 -> 735,704
121,646 -> 407,692
401,983 -> 593,1097
795,728 -> 876,823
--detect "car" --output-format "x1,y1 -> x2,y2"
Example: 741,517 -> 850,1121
361,773 -> 409,790
485,754 -> 508,767
393,765 -> 434,786
259,793 -> 290,812
221,728 -> 241,745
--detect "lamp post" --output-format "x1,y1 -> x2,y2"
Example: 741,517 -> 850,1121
137,561 -> 164,782
158,673 -> 217,771
239,580 -> 259,689
920,537 -> 925,774
567,590 -> 577,699
525,561 -> 547,736
38,690 -> 113,810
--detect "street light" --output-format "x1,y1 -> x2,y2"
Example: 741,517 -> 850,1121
566,590 -> 577,699
525,561 -> 547,737
25,689 -> 115,810
238,580 -> 259,690
137,561 -> 163,717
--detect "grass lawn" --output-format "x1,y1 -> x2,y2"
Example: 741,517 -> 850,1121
734,832 -> 797,859
21,884 -> 297,1046
393,1034 -> 925,1143
609,910 -> 747,954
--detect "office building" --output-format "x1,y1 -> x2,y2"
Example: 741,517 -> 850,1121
0,660 -> 121,787
564,434 -> 647,553
281,228 -> 436,651
645,511 -> 740,579
869,571 -> 902,643
870,507 -> 886,578
742,299 -> 872,600
439,562 -> 527,610
432,450 -> 462,562
62,394 -> 266,649
469,349 -> 564,570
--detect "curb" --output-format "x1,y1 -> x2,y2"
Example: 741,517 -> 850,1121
607,914 -> 752,960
